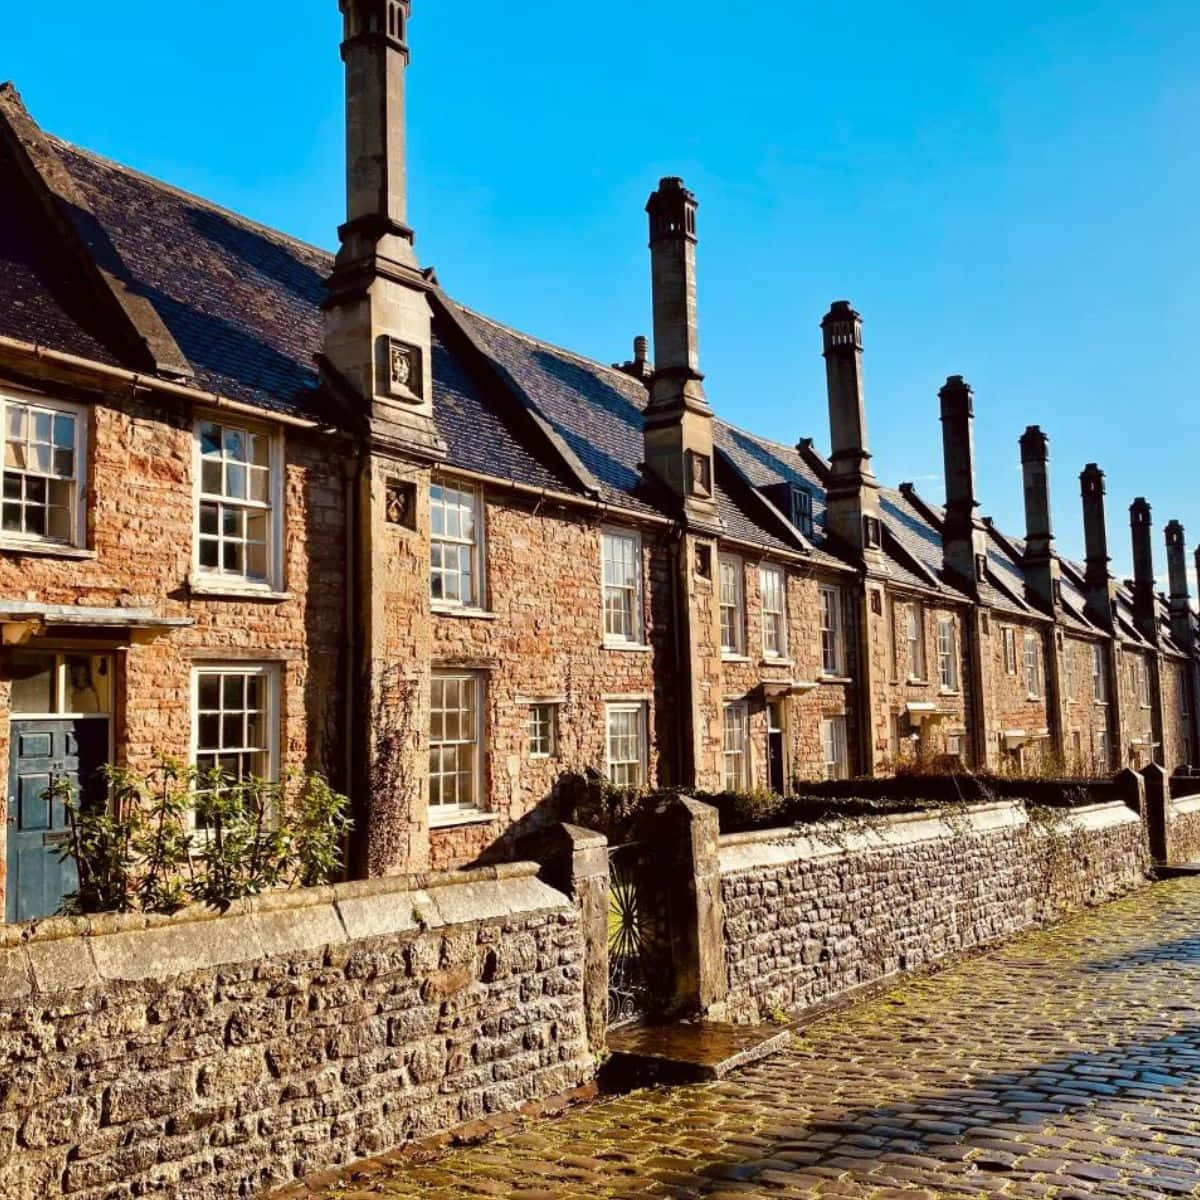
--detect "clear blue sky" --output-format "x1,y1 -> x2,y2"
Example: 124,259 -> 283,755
5,1 -> 1198,582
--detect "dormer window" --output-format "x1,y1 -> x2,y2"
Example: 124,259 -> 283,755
790,487 -> 814,538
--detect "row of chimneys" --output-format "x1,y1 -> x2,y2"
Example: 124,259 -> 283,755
632,176 -> 1195,652
328,4 -> 1197,659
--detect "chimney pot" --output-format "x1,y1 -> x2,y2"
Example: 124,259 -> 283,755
633,335 -> 649,364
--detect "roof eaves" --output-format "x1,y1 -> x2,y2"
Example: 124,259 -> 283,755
0,84 -> 193,380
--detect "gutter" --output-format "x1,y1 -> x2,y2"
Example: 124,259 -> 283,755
0,335 -> 327,432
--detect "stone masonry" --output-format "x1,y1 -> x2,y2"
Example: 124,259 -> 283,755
0,866 -> 591,1200
719,799 -> 1147,1024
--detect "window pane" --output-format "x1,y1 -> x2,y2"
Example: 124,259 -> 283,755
53,414 -> 74,449
201,460 -> 222,494
66,655 -> 110,714
11,653 -> 56,714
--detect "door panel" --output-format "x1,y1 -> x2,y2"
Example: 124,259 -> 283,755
6,719 -> 108,923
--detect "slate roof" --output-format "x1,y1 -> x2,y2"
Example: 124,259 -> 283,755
0,139 -> 122,367
1,115 -> 1197,645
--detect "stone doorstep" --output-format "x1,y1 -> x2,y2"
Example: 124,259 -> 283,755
604,1020 -> 793,1086
263,1081 -> 600,1199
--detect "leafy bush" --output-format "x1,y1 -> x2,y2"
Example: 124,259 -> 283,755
57,758 -> 352,916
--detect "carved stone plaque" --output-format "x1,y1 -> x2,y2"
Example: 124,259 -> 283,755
386,338 -> 422,401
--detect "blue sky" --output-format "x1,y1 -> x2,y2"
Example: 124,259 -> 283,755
5,1 -> 1198,581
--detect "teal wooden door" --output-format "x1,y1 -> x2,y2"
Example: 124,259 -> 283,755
5,719 -> 108,923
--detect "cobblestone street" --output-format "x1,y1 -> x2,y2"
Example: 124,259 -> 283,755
300,879 -> 1200,1198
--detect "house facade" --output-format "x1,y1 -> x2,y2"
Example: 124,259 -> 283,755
0,1 -> 1197,920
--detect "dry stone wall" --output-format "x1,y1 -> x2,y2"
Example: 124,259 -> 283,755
0,866 -> 591,1199
719,800 -> 1148,1023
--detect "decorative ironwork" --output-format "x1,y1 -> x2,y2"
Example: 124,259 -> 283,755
607,842 -> 653,1027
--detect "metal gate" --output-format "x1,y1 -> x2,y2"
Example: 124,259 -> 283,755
607,840 -> 661,1027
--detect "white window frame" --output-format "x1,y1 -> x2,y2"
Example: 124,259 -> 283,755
430,476 -> 485,610
1092,643 -> 1109,704
605,702 -> 647,787
429,671 -> 486,821
719,555 -> 745,656
760,564 -> 787,660
190,663 -> 281,828
937,616 -> 958,692
194,415 -> 284,590
820,585 -> 846,676
1064,644 -> 1076,702
1002,627 -> 1018,676
1094,725 -> 1111,769
601,528 -> 644,645
527,703 -> 558,759
1,390 -> 88,548
1025,632 -> 1043,700
722,702 -> 751,791
1137,656 -> 1152,709
821,715 -> 850,781
906,603 -> 926,681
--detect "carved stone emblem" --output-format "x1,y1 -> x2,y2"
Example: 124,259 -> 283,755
386,338 -> 422,400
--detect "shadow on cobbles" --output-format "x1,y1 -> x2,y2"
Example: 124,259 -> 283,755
655,1026 -> 1200,1197
1076,934 -> 1200,974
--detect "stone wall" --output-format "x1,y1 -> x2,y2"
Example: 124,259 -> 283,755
718,556 -> 857,784
719,800 -> 1147,1023
427,488 -> 675,870
987,617 -> 1054,770
1168,794 -> 1200,864
0,866 -> 591,1199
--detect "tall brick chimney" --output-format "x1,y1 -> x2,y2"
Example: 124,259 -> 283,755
1080,464 -> 1116,630
643,178 -> 718,526
1130,498 -> 1159,646
1166,521 -> 1194,650
323,0 -> 444,460
1019,425 -> 1061,612
938,376 -> 988,591
822,301 -> 883,562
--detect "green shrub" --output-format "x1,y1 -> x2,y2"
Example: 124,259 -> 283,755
57,759 -> 352,916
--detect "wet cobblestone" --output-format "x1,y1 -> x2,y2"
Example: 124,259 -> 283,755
298,880 -> 1200,1197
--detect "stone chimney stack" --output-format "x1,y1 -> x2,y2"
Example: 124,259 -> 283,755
643,178 -> 717,525
1080,464 -> 1116,629
323,0 -> 444,460
1019,425 -> 1061,612
1165,521 -> 1194,650
1130,498 -> 1159,646
938,376 -> 988,591
822,301 -> 883,561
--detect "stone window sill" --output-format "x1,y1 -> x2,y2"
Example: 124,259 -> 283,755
906,678 -> 931,687
603,641 -> 652,653
0,540 -> 96,561
760,658 -> 794,669
939,688 -> 961,698
721,653 -> 752,664
433,605 -> 499,621
189,580 -> 292,602
820,674 -> 853,686
429,811 -> 500,831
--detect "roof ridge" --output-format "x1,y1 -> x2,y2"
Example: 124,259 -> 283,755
714,419 -> 821,460
456,303 -> 650,392
47,135 -> 336,263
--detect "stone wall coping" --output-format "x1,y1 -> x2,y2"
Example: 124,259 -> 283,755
1172,794 -> 1200,819
1035,800 -> 1140,834
0,862 -> 567,1002
718,801 -> 1027,876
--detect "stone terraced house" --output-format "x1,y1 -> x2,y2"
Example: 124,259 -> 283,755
0,0 -> 1197,922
